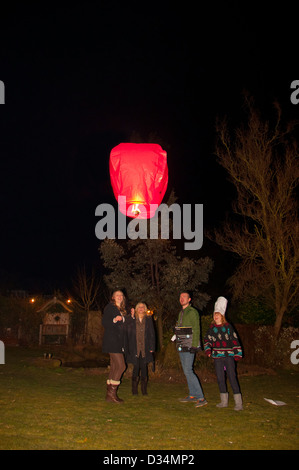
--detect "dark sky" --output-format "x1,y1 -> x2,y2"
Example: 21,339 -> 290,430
0,1 -> 297,293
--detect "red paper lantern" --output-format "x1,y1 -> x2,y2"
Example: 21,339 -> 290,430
109,143 -> 168,218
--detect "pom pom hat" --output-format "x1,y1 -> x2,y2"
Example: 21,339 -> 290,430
214,296 -> 228,316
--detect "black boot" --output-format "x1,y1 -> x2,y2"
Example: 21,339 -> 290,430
141,377 -> 148,395
132,376 -> 139,395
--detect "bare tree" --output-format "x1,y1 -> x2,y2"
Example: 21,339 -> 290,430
71,266 -> 102,343
212,96 -> 299,337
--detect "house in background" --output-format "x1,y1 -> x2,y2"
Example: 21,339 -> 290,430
38,297 -> 72,345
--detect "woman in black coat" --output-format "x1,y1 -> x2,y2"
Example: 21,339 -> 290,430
124,302 -> 155,395
102,290 -> 128,403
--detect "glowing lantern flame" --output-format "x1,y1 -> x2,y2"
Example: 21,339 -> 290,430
109,143 -> 168,219
132,204 -> 141,216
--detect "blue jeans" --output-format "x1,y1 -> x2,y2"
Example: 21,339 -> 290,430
179,352 -> 204,399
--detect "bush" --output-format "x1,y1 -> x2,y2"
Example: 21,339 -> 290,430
229,297 -> 276,325
200,314 -> 213,339
0,295 -> 44,345
194,350 -> 215,372
162,341 -> 182,369
254,326 -> 299,369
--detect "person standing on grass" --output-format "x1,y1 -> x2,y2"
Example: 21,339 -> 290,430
124,302 -> 155,396
102,290 -> 128,403
204,296 -> 243,411
175,291 -> 207,408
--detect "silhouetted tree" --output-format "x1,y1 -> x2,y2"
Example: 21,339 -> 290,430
212,95 -> 299,337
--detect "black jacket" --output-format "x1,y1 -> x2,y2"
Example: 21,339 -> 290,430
124,315 -> 156,364
102,302 -> 127,353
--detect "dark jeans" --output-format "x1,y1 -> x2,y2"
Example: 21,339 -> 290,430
214,356 -> 241,394
132,352 -> 148,379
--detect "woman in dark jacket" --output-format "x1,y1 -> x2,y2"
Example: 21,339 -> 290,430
125,302 -> 155,395
102,290 -> 128,403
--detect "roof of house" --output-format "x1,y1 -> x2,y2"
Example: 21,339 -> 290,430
37,296 -> 73,314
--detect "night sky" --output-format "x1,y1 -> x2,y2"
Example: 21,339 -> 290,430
0,2 -> 297,293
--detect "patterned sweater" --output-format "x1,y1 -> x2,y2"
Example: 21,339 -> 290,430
204,322 -> 242,360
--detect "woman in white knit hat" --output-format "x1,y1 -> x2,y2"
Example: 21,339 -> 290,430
204,296 -> 243,411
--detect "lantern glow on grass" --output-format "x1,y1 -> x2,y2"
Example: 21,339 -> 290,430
109,143 -> 168,219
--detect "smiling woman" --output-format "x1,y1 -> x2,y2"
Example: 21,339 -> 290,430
102,290 -> 128,403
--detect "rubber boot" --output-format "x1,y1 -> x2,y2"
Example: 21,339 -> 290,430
234,393 -> 243,411
106,383 -> 124,403
216,392 -> 229,408
140,377 -> 148,395
132,376 -> 139,395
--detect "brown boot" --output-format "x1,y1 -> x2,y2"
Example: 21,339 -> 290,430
111,384 -> 124,403
106,383 -> 124,403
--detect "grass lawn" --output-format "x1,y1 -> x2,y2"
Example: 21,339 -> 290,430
0,347 -> 298,450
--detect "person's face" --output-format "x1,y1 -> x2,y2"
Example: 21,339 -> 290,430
113,291 -> 124,305
137,304 -> 146,316
214,312 -> 222,324
180,293 -> 191,307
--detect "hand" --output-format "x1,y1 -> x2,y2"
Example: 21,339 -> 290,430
113,315 -> 123,323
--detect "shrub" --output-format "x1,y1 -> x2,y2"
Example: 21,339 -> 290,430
254,326 -> 299,369
230,297 -> 276,325
162,341 -> 182,369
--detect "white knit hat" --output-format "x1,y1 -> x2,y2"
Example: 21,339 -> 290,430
214,296 -> 228,316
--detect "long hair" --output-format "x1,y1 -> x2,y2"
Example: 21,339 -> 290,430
111,290 -> 127,315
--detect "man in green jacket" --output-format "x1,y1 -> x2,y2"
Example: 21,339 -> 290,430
176,291 -> 207,407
